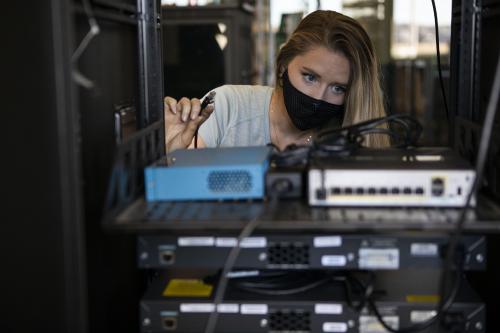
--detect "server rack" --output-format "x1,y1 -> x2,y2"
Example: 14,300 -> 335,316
450,0 -> 500,201
5,0 -> 162,332
6,1 -> 500,333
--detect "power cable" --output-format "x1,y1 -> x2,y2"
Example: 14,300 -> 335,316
366,42 -> 500,333
203,180 -> 290,333
431,0 -> 450,121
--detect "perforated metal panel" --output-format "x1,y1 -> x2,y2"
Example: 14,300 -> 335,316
207,170 -> 252,192
267,243 -> 310,265
269,310 -> 311,332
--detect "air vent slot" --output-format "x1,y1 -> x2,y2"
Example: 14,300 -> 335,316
269,310 -> 311,332
268,242 -> 309,266
207,170 -> 252,192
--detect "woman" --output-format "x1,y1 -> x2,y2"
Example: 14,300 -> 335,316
164,10 -> 389,153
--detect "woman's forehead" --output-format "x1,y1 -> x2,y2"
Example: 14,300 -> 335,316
289,46 -> 350,84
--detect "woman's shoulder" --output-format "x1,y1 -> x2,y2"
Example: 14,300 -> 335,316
212,84 -> 273,101
213,84 -> 273,118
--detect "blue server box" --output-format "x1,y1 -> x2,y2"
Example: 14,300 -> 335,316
145,146 -> 272,201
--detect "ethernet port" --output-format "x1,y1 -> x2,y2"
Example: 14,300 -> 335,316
344,187 -> 353,195
356,187 -> 365,195
367,187 -> 376,195
159,250 -> 175,265
403,187 -> 412,195
379,187 -> 388,195
316,188 -> 327,200
331,187 -> 341,195
391,187 -> 400,194
415,187 -> 424,195
162,317 -> 177,330
431,178 -> 445,196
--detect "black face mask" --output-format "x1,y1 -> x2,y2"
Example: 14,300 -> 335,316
282,70 -> 345,131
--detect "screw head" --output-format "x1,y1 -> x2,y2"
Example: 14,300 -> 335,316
476,254 -> 484,263
259,252 -> 267,261
348,320 -> 355,328
347,253 -> 355,261
475,321 -> 483,330
140,252 -> 149,260
260,318 -> 268,327
142,318 -> 151,326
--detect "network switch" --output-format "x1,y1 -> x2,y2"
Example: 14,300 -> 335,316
137,234 -> 486,271
309,148 -> 475,207
140,274 -> 485,333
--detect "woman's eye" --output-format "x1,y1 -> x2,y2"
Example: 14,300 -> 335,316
331,85 -> 346,94
302,73 -> 316,83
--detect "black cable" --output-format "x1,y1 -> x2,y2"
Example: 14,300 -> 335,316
316,114 -> 422,146
203,211 -> 264,333
367,253 -> 464,333
234,271 -> 335,296
268,114 -> 422,170
203,181 -> 288,333
270,144 -> 311,167
437,45 -> 500,325
436,47 -> 500,328
313,113 -> 422,156
431,0 -> 450,121
341,272 -> 376,313
366,47 -> 500,333
194,91 -> 215,149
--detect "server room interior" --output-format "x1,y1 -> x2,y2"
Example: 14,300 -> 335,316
4,0 -> 500,333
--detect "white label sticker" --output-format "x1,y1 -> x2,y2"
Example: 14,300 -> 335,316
240,237 -> 267,248
410,310 -> 437,323
323,322 -> 348,332
215,237 -> 238,247
180,303 -> 215,313
411,243 -> 438,257
178,237 -> 214,247
359,248 -> 399,269
314,236 -> 342,247
321,255 -> 347,267
315,304 -> 343,314
240,304 -> 268,314
217,304 -> 239,313
226,270 -> 260,278
415,155 -> 443,162
359,315 -> 399,333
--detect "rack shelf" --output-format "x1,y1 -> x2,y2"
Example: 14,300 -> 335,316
104,195 -> 500,233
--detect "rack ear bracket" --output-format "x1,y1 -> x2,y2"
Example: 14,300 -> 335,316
103,120 -> 165,226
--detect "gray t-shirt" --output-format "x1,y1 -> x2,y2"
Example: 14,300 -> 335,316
198,85 -> 273,147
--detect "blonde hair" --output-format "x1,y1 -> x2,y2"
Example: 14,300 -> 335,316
276,10 -> 389,148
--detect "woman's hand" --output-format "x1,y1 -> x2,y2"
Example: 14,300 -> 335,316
164,96 -> 214,153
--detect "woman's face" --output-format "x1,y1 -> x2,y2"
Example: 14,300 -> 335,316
287,46 -> 350,105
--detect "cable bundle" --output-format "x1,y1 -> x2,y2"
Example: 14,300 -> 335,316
269,113 -> 423,168
314,114 -> 423,157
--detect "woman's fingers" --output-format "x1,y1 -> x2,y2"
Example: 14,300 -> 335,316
164,96 -> 208,122
190,98 -> 202,120
164,96 -> 178,114
178,97 -> 192,122
163,95 -> 214,152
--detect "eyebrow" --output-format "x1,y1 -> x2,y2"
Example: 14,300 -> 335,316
301,66 -> 349,87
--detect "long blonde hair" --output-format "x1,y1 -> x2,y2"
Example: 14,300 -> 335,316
276,10 -> 389,148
